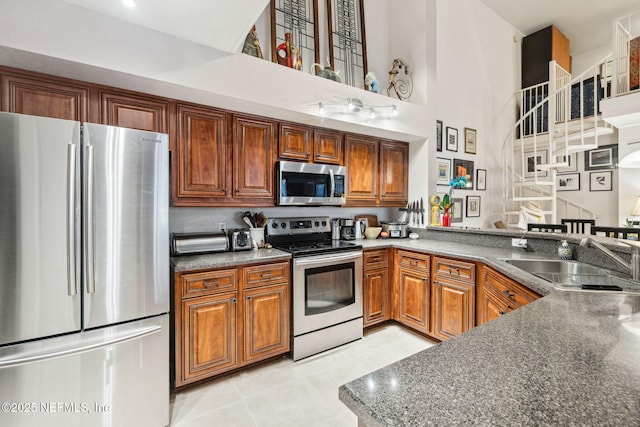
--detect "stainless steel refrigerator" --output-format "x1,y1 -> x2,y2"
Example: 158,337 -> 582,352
0,112 -> 169,427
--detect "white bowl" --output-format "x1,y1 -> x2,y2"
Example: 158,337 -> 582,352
364,227 -> 382,239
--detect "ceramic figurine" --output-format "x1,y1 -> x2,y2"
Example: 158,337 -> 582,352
365,72 -> 378,93
241,25 -> 263,59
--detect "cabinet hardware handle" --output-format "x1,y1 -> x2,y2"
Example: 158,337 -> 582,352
232,298 -> 237,303
246,296 -> 251,300
222,188 -> 226,193
503,290 -> 515,299
499,310 -> 506,315
203,280 -> 219,287
371,257 -> 381,262
261,273 -> 274,279
235,189 -> 239,193
366,274 -> 370,278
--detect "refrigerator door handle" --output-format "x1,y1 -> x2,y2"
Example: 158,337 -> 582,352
0,325 -> 162,369
67,144 -> 78,296
84,144 -> 95,294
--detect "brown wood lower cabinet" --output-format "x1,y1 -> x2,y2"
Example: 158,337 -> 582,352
431,257 -> 476,341
363,249 -> 390,327
174,260 -> 290,388
394,251 -> 431,334
477,266 -> 541,326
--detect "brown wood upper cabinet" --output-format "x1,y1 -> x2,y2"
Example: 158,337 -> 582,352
0,70 -> 88,121
233,114 -> 277,203
173,104 -> 230,205
278,123 -> 312,161
99,89 -> 169,133
278,123 -> 343,165
345,134 -> 408,207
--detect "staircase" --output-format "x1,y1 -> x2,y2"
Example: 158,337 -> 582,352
502,56 -> 615,227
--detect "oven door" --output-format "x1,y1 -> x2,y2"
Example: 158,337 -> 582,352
292,251 -> 363,336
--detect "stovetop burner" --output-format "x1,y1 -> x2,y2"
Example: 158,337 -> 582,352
273,239 -> 362,257
266,216 -> 362,257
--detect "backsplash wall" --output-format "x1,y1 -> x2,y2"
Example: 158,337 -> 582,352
169,207 -> 397,234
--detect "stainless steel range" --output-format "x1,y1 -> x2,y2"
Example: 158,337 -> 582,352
267,216 -> 363,361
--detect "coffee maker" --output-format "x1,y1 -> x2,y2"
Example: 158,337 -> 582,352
338,218 -> 356,240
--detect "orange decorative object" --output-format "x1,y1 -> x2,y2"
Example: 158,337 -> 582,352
276,33 -> 302,70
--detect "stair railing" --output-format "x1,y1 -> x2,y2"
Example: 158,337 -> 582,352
503,53 -> 614,224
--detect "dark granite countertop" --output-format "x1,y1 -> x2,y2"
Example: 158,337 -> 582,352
171,248 -> 291,272
339,291 -> 640,426
340,237 -> 640,426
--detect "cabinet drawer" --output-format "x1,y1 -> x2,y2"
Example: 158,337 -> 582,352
363,249 -> 389,270
243,261 -> 290,289
483,268 -> 539,308
181,269 -> 238,298
397,250 -> 430,272
433,257 -> 475,284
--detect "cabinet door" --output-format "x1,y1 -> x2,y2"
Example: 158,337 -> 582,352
478,288 -> 512,325
100,90 -> 168,132
313,129 -> 343,164
279,123 -> 312,161
364,268 -> 390,327
1,73 -> 88,121
396,269 -> 430,333
432,278 -> 474,340
233,115 -> 276,201
345,135 -> 378,205
182,293 -> 237,384
174,104 -> 230,203
243,284 -> 290,364
378,141 -> 408,206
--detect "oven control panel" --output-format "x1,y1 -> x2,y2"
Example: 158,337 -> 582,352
267,216 -> 331,236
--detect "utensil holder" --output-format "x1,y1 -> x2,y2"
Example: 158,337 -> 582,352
249,227 -> 265,248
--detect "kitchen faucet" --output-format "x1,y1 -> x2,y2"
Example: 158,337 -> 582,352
579,237 -> 640,281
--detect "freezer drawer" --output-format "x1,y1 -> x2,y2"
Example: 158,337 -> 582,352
0,315 -> 169,427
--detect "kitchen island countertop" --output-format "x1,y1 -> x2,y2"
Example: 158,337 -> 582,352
339,238 -> 640,426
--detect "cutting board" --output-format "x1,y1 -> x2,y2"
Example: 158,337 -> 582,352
355,214 -> 379,227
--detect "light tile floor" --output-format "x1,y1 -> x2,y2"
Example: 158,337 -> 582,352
169,323 -> 436,427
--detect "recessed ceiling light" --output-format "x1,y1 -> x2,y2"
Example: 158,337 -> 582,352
122,0 -> 136,9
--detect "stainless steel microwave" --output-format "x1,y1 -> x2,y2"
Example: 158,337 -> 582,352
277,160 -> 346,206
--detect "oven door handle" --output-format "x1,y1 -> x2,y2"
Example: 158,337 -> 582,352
294,251 -> 362,266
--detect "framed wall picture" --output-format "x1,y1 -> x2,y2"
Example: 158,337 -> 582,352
451,198 -> 463,222
524,150 -> 548,178
453,158 -> 474,189
556,173 -> 580,191
327,0 -> 368,89
446,126 -> 458,152
476,169 -> 487,191
555,153 -> 578,173
464,127 -> 477,154
589,171 -> 612,191
436,157 -> 451,185
584,144 -> 618,170
436,120 -> 443,152
466,196 -> 480,217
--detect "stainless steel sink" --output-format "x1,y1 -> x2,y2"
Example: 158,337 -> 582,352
501,258 -> 640,293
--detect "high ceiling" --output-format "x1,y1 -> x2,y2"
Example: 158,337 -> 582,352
479,0 -> 640,55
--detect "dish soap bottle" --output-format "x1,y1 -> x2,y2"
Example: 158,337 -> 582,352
558,240 -> 573,260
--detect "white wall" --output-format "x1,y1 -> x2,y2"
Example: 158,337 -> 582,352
433,0 -> 520,228
618,125 -> 640,225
